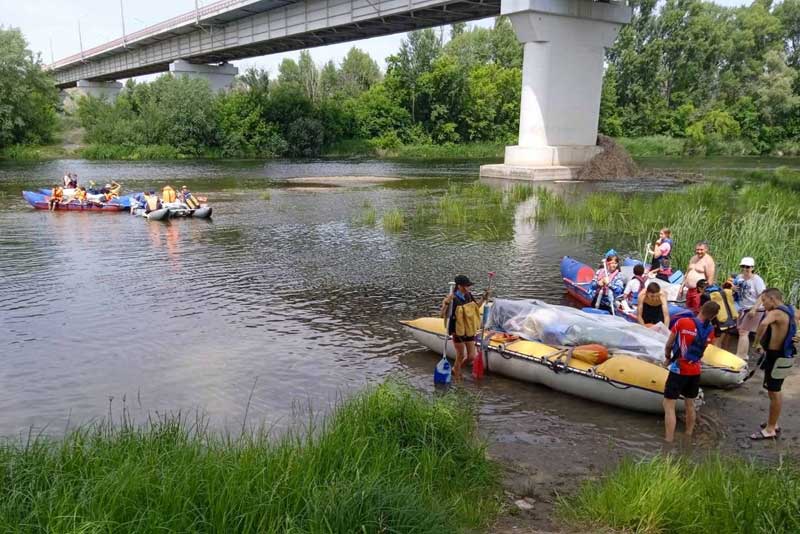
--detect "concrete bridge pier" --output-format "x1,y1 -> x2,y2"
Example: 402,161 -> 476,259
75,80 -> 123,101
481,0 -> 631,181
169,60 -> 238,92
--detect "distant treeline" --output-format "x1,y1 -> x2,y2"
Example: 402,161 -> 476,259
75,19 -> 522,158
600,0 -> 800,156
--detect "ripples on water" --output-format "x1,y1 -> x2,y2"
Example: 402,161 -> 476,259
1,158 -> 676,449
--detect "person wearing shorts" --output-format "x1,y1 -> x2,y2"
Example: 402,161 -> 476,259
441,275 -> 489,381
732,257 -> 766,358
750,288 -> 797,440
662,301 -> 720,442
680,241 -> 716,314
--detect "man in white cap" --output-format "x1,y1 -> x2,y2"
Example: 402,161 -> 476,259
733,257 -> 766,358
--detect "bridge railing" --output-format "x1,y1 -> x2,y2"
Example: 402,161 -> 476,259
48,0 -> 247,70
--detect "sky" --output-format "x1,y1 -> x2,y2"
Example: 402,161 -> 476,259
2,0 -> 753,80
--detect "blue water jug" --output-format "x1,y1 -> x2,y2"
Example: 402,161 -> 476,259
434,357 -> 452,384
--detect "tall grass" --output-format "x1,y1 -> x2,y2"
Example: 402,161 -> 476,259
533,182 -> 800,301
382,208 -> 405,232
0,382 -> 499,533
561,454 -> 800,533
616,136 -> 686,157
0,144 -> 70,160
355,202 -> 377,226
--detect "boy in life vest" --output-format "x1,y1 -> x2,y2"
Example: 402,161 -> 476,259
662,300 -> 720,442
49,185 -> 64,211
440,275 -> 489,381
591,253 -> 624,313
750,288 -> 798,440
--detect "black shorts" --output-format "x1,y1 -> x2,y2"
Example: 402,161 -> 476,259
664,372 -> 701,400
452,335 -> 475,343
761,350 -> 786,392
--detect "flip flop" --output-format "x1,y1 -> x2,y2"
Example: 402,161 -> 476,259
760,422 -> 782,434
750,428 -> 778,440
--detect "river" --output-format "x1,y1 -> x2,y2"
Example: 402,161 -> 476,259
1,157 -> 798,528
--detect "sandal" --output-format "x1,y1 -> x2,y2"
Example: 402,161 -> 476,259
750,428 -> 778,440
760,422 -> 782,434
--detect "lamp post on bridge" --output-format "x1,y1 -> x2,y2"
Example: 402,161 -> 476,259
120,0 -> 127,47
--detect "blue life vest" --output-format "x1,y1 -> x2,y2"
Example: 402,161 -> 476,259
672,317 -> 714,363
777,304 -> 797,358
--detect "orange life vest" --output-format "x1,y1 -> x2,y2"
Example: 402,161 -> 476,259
52,187 -> 63,201
162,186 -> 177,203
75,189 -> 87,201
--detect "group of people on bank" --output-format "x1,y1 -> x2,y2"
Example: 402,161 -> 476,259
48,172 -> 122,210
440,227 -> 799,443
591,229 -> 798,441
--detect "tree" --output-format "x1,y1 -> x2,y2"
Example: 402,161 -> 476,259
339,47 -> 381,97
297,51 -> 320,102
386,29 -> 442,122
278,58 -> 302,86
0,27 -> 59,147
319,60 -> 340,98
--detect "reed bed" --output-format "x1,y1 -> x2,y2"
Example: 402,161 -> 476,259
533,182 -> 800,301
355,203 -> 377,226
561,454 -> 800,533
0,382 -> 499,533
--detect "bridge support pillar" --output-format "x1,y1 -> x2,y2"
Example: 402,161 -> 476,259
75,80 -> 123,101
169,60 -> 238,91
481,0 -> 631,181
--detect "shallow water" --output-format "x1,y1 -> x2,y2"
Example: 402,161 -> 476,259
1,157 -> 795,467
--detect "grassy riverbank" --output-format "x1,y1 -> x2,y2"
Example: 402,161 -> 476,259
561,454 -> 800,533
534,180 -> 800,300
0,382 -> 499,532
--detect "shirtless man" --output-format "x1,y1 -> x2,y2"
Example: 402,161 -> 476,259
751,288 -> 798,440
680,241 -> 715,314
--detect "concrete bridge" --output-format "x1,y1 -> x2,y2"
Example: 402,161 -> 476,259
48,0 -> 631,180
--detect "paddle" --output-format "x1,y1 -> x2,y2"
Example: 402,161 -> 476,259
603,257 -> 616,317
474,272 -> 495,379
434,282 -> 456,385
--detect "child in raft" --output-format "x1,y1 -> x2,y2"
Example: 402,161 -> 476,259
591,253 -> 624,313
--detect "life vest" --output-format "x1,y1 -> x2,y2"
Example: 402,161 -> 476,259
185,195 -> 200,209
52,187 -> 63,200
777,304 -> 798,358
146,194 -> 160,211
162,186 -> 177,203
673,318 -> 714,363
708,287 -> 738,329
629,275 -> 647,303
74,189 -> 86,201
109,183 -> 121,196
453,293 -> 481,337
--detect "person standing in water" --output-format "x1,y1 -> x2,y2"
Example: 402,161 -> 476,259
750,288 -> 797,440
662,301 -> 720,442
441,275 -> 489,381
680,241 -> 716,314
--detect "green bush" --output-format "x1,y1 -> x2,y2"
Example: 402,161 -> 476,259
286,117 -> 324,157
615,136 -> 686,157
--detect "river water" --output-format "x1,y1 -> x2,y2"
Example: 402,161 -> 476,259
2,158 -> 798,484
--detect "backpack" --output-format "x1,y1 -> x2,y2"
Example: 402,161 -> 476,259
673,318 -> 714,363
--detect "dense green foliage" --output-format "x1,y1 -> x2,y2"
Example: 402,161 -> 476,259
601,0 -> 800,155
0,382 -> 499,532
75,21 -> 521,159
533,178 -> 800,301
0,27 -> 59,149
562,454 -> 800,533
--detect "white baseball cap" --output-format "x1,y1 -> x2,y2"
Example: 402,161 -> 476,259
740,257 -> 755,267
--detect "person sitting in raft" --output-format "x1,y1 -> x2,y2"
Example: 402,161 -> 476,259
109,181 -> 121,197
49,185 -> 64,210
179,185 -> 201,209
144,191 -> 162,214
68,173 -> 78,189
591,253 -> 624,313
637,282 -> 670,326
441,275 -> 489,382
62,173 -> 71,188
72,186 -> 87,203
662,300 -> 721,443
623,264 -> 647,305
648,227 -> 673,272
651,258 -> 674,282
162,185 -> 177,204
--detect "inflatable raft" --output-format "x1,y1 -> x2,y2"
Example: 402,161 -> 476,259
22,191 -> 127,212
560,256 -> 692,325
401,317 -> 690,413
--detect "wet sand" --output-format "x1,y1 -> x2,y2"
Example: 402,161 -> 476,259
486,364 -> 800,532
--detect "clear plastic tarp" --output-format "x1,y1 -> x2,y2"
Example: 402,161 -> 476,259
487,298 -> 670,362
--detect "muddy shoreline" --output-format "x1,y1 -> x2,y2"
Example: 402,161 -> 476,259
484,359 -> 800,532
